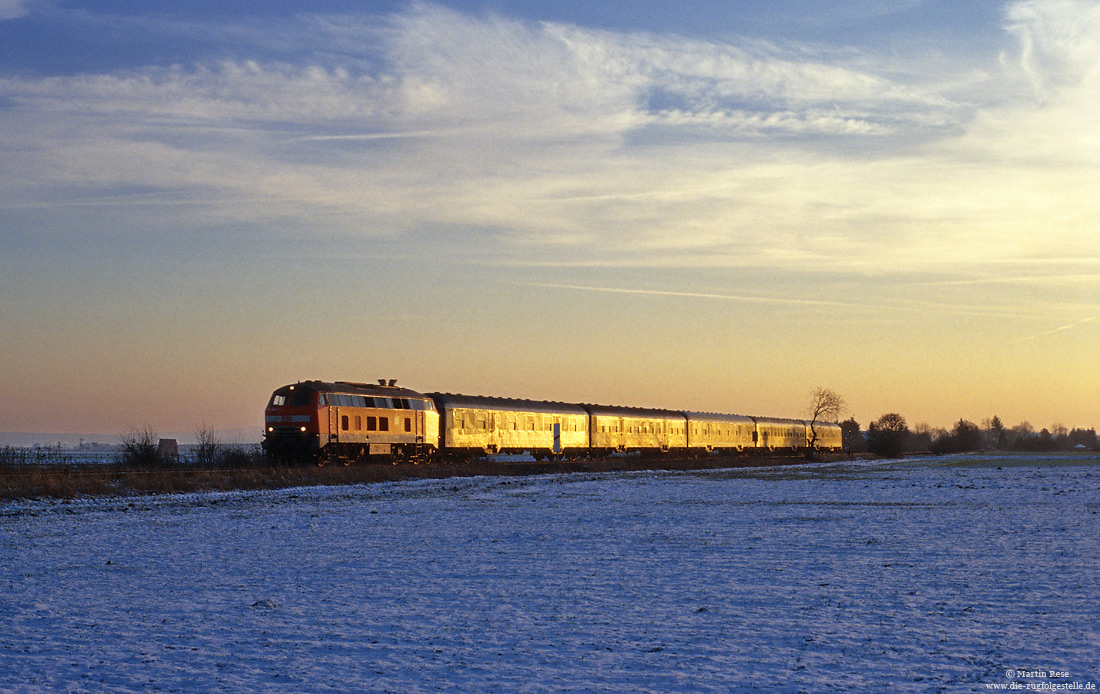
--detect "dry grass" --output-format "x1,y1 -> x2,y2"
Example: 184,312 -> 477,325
0,453 -> 844,501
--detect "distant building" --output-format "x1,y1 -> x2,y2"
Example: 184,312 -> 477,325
157,439 -> 179,460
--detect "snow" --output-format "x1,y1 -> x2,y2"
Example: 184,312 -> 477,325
2,455 -> 1099,692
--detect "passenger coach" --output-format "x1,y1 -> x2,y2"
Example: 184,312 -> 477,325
586,405 -> 687,456
809,421 -> 844,451
753,417 -> 811,452
685,412 -> 756,453
428,393 -> 588,460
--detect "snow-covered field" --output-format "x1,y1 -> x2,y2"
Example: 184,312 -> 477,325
2,454 -> 1099,693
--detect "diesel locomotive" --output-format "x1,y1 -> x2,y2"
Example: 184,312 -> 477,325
263,379 -> 844,465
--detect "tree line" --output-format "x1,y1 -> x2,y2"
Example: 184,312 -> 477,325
841,414 -> 1099,458
805,388 -> 1097,459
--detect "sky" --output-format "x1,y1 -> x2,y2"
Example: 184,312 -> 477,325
2,0 -> 1099,441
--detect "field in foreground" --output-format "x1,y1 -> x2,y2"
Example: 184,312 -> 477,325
2,454 -> 1099,692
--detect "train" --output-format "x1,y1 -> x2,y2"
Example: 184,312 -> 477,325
262,379 -> 844,465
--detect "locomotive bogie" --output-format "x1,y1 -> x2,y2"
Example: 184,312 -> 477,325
429,394 -> 589,457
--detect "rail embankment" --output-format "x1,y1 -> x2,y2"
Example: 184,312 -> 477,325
0,452 -> 854,500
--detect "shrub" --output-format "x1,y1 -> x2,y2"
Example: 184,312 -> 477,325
119,427 -> 163,468
867,413 -> 910,458
215,444 -> 264,469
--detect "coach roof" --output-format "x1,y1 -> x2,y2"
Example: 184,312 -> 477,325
427,393 -> 588,416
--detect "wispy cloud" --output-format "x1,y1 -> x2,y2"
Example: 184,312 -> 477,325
1,1 -> 1099,275
0,0 -> 32,21
1003,0 -> 1100,96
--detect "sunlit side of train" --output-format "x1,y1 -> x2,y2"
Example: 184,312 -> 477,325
262,380 -> 844,464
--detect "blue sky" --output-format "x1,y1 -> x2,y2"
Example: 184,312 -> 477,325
2,0 -> 1099,438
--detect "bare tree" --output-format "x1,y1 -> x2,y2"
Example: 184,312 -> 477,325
806,387 -> 846,452
194,421 -> 221,467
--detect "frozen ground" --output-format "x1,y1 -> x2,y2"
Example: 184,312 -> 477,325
2,454 -> 1099,693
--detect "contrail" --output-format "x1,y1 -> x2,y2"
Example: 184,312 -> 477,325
523,281 -> 1062,321
523,282 -> 881,311
1012,316 -> 1098,344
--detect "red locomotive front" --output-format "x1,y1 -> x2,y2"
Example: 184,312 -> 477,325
262,382 -> 324,461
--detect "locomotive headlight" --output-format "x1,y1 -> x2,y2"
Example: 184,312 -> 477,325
300,426 -> 307,432
267,426 -> 274,432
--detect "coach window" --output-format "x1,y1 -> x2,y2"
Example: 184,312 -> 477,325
355,416 -> 362,431
379,417 -> 389,432
341,415 -> 349,431
367,416 -> 377,431
404,417 -> 411,432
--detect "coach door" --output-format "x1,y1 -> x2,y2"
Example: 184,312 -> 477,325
329,405 -> 340,444
552,422 -> 562,454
